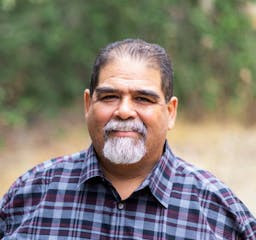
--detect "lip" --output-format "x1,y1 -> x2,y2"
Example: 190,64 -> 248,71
110,130 -> 139,138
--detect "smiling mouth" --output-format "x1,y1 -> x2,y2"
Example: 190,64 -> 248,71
104,120 -> 147,139
110,130 -> 140,138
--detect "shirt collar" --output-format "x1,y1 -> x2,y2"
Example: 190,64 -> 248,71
77,145 -> 103,188
146,142 -> 177,208
77,142 -> 177,208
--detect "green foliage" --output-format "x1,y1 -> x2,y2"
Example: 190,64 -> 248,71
0,0 -> 255,126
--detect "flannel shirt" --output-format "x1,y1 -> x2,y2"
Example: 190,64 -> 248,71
0,142 -> 255,239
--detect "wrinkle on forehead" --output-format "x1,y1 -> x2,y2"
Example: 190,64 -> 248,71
95,86 -> 161,99
99,59 -> 161,86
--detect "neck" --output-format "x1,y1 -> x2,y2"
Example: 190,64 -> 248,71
103,155 -> 156,176
99,156 -> 157,200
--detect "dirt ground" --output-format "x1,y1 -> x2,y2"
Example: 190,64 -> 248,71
0,110 -> 255,216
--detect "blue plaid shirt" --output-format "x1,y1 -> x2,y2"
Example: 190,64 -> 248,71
1,142 -> 255,239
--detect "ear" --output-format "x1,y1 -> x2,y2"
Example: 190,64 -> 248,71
84,89 -> 91,118
167,96 -> 178,130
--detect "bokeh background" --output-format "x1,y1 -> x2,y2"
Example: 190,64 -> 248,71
0,0 -> 256,215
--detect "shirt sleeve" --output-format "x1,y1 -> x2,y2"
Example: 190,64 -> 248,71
0,204 -> 6,238
0,185 -> 14,237
200,183 -> 256,239
0,163 -> 49,237
236,204 -> 256,239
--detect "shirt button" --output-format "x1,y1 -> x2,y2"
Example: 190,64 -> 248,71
117,202 -> 124,210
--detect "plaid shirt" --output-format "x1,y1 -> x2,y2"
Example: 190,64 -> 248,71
0,143 -> 255,239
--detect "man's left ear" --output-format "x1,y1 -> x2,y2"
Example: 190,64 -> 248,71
167,96 -> 178,130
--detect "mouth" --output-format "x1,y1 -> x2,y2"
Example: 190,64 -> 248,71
110,130 -> 140,138
103,119 -> 147,140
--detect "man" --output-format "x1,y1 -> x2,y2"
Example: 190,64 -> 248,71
0,39 -> 255,239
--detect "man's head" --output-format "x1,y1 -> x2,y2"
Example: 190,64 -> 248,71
89,39 -> 174,103
84,39 -> 178,166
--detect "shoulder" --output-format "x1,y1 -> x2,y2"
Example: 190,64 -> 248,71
173,156 -> 238,205
0,149 -> 88,209
163,145 -> 226,193
174,156 -> 223,189
172,156 -> 256,233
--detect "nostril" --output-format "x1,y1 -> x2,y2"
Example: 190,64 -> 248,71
114,111 -> 136,120
114,101 -> 137,120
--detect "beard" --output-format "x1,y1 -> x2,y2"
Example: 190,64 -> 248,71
103,119 -> 147,165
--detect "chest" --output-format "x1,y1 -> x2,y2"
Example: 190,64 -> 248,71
6,181 -> 229,239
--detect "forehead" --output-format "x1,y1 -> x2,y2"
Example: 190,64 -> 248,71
98,56 -> 162,91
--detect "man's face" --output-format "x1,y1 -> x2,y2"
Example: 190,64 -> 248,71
84,56 -> 177,165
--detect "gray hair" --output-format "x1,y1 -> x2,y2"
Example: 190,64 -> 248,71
89,39 -> 174,102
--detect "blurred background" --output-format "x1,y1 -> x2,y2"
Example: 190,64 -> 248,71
0,0 -> 255,215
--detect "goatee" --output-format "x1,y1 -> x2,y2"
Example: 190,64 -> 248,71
103,119 -> 147,164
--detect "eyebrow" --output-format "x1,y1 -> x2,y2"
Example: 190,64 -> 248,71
95,87 -> 117,94
135,89 -> 161,99
95,87 -> 161,99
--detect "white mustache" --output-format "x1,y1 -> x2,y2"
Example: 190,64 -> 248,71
104,119 -> 147,138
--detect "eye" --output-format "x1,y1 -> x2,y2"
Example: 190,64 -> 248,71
100,95 -> 119,102
135,96 -> 155,104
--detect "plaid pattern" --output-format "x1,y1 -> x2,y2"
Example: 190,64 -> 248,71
0,143 -> 255,239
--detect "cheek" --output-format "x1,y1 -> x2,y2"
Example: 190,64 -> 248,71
141,109 -> 169,135
87,107 -> 112,148
88,105 -> 114,128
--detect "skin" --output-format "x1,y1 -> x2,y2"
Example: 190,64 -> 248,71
84,55 -> 178,199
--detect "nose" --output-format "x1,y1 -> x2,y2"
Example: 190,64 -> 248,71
114,97 -> 137,120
